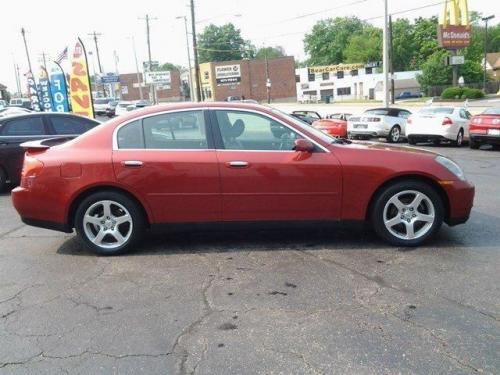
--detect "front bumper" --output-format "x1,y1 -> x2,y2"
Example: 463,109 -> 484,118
443,180 -> 475,226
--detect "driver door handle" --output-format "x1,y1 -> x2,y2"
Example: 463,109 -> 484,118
122,160 -> 143,167
226,161 -> 250,168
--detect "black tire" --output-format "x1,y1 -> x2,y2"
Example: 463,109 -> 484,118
0,168 -> 7,192
370,180 -> 444,247
75,191 -> 146,255
453,129 -> 464,147
408,137 -> 417,145
469,138 -> 480,149
387,125 -> 401,143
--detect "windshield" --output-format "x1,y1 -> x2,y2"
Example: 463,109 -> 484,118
418,107 -> 454,115
365,109 -> 389,116
483,108 -> 500,115
272,109 -> 337,144
118,103 -> 130,108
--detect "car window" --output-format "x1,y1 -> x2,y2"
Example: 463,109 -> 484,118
483,108 -> 500,115
117,120 -> 144,149
51,116 -> 97,135
1,117 -> 45,136
419,107 -> 454,115
215,110 -> 304,151
459,109 -> 468,119
143,111 -> 207,150
365,109 -> 389,116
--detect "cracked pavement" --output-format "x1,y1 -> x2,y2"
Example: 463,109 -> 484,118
0,145 -> 499,374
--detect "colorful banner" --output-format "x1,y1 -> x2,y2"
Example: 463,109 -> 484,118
38,68 -> 54,112
49,63 -> 70,112
69,38 -> 94,118
438,0 -> 471,49
25,71 -> 41,112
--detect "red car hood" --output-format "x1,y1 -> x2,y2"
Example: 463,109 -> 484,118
343,141 -> 438,157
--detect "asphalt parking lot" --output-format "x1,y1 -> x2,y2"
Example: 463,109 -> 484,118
0,144 -> 499,374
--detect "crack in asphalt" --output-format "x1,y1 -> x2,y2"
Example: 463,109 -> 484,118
0,224 -> 26,239
172,257 -> 221,375
262,346 -> 323,375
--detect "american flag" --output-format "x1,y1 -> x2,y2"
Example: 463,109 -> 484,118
55,47 -> 68,64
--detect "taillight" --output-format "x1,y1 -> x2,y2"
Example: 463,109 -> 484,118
472,117 -> 481,124
21,155 -> 44,188
442,117 -> 453,126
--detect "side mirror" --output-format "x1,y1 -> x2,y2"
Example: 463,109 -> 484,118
294,138 -> 314,152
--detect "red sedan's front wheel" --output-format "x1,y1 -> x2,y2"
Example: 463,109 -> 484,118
371,180 -> 444,247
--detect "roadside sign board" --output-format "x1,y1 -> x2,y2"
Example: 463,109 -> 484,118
145,71 -> 172,85
98,73 -> 120,84
215,64 -> 241,86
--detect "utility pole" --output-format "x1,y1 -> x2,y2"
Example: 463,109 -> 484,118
139,14 -> 157,104
130,36 -> 144,100
190,0 -> 202,102
265,48 -> 271,104
177,16 -> 194,101
382,0 -> 389,108
482,15 -> 495,92
21,27 -> 33,74
389,15 -> 395,104
88,31 -> 105,96
13,61 -> 21,96
39,52 -> 48,71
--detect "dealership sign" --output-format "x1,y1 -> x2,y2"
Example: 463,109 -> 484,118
215,64 -> 241,86
145,71 -> 171,87
308,63 -> 364,74
69,39 -> 95,119
438,0 -> 470,49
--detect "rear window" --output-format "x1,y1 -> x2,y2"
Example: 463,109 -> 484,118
94,98 -> 111,105
365,109 -> 389,116
483,108 -> 500,115
418,107 -> 454,115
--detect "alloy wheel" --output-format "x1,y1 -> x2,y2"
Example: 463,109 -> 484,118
391,127 -> 400,142
83,200 -> 133,249
383,190 -> 435,240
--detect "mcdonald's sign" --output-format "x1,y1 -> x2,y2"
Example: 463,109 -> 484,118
437,0 -> 471,49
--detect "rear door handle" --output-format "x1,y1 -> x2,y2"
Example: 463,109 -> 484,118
122,160 -> 143,167
226,161 -> 249,168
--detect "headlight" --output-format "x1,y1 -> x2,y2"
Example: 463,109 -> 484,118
435,156 -> 466,181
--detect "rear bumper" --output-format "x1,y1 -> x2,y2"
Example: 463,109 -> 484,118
408,134 -> 448,142
12,186 -> 70,232
470,134 -> 500,145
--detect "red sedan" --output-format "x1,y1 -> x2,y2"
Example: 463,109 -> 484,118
312,113 -> 351,138
469,108 -> 500,149
12,103 -> 474,255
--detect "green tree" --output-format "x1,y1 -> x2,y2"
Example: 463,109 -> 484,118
255,46 -> 285,59
459,60 -> 485,84
157,62 -> 181,71
197,23 -> 252,63
417,50 -> 452,94
304,17 -> 366,65
412,16 -> 440,68
391,18 -> 417,71
344,26 -> 382,63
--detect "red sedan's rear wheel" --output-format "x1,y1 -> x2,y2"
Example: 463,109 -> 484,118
371,180 -> 444,247
75,191 -> 145,255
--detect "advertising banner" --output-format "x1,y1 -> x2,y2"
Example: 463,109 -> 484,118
308,63 -> 365,74
145,71 -> 171,85
215,64 -> 241,86
69,38 -> 94,118
38,68 -> 54,112
49,63 -> 70,112
25,71 -> 41,112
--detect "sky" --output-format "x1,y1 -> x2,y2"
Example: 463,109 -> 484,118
1,0 -> 499,93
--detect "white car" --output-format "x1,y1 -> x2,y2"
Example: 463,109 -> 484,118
93,98 -> 114,115
406,106 -> 471,147
114,101 -> 133,117
0,100 -> 7,109
347,107 -> 411,143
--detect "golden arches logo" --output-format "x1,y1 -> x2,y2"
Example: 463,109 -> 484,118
440,0 -> 470,27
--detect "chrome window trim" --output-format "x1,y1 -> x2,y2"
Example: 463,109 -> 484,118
112,106 -> 330,153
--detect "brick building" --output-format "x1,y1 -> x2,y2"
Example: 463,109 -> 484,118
196,56 -> 297,102
119,70 -> 183,102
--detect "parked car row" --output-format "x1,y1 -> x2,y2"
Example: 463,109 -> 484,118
299,106 -> 500,150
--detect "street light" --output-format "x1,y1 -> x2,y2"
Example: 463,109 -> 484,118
176,16 -> 194,101
482,15 -> 495,92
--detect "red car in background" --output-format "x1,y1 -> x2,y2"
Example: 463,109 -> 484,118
469,108 -> 500,149
312,113 -> 351,138
12,102 -> 474,255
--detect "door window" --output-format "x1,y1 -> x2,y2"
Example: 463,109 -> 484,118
1,117 -> 45,136
143,111 -> 207,150
214,110 -> 304,151
117,120 -> 144,149
398,111 -> 411,119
